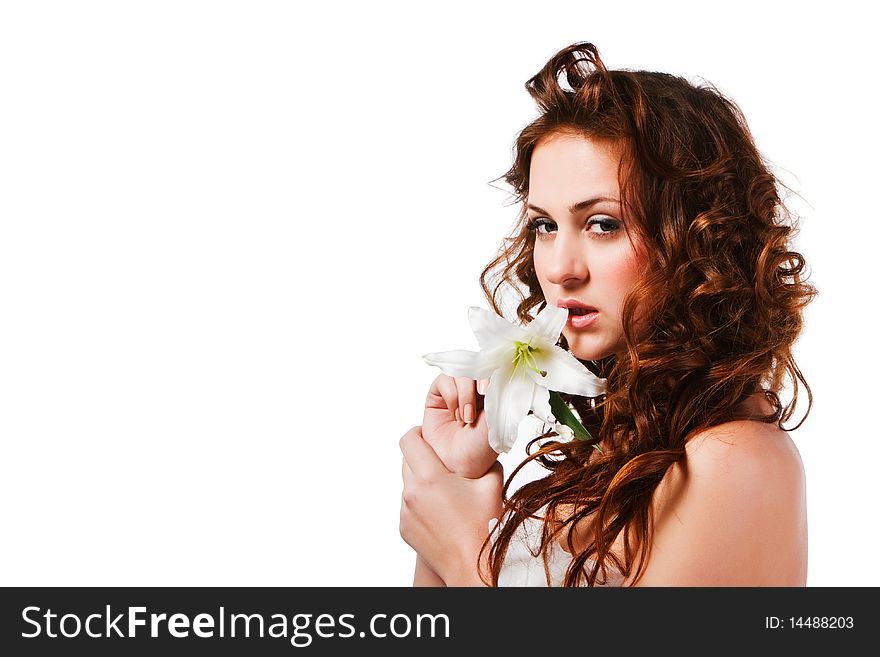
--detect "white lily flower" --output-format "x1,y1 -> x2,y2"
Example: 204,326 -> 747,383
422,304 -> 607,454
553,422 -> 576,441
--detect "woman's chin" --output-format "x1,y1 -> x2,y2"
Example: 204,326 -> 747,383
572,352 -> 607,363
570,348 -> 620,365
567,342 -> 609,362
561,330 -> 622,361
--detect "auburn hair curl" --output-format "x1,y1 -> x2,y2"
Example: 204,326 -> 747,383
476,42 -> 817,586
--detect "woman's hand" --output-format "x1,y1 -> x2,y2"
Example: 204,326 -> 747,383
421,374 -> 498,479
399,425 -> 503,586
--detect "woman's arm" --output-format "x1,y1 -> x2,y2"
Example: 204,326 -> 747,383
633,421 -> 807,586
399,426 -> 502,587
413,555 -> 446,587
403,375 -> 497,586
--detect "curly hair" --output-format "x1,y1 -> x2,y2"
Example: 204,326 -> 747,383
476,42 -> 817,586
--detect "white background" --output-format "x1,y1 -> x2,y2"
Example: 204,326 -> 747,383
1,1 -> 875,586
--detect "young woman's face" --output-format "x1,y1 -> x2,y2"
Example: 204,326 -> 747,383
528,133 -> 647,360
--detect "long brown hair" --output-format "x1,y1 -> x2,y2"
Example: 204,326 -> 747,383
477,42 -> 817,586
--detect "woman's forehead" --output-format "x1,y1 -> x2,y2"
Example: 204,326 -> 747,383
530,135 -> 621,194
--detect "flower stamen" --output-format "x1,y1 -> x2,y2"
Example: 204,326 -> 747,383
512,340 -> 547,377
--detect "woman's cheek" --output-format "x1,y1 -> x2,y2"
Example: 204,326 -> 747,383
533,253 -> 551,296
607,248 -> 648,337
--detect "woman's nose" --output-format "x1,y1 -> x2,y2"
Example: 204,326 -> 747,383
544,232 -> 589,286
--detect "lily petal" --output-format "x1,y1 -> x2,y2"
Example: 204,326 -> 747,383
530,385 -> 556,425
526,303 -> 569,344
530,346 -> 608,397
468,306 -> 527,351
554,423 -> 575,441
484,358 -> 535,454
422,345 -> 507,380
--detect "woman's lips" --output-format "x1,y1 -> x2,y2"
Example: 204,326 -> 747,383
567,310 -> 599,329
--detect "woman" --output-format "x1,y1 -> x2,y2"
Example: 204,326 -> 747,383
399,42 -> 815,587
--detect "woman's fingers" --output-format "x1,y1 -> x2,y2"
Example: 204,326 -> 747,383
401,452 -> 412,481
399,425 -> 447,480
430,374 -> 460,421
455,376 -> 490,425
453,376 -> 478,424
428,374 -> 489,425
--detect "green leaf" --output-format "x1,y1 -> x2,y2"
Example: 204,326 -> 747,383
548,390 -> 603,453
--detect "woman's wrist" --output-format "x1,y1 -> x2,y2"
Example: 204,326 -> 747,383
444,568 -> 489,587
413,555 -> 447,587
442,538 -> 491,587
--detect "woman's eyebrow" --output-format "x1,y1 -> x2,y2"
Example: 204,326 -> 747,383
527,196 -> 620,215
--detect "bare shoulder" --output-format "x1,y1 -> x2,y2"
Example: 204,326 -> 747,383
685,419 -> 806,488
630,418 -> 808,586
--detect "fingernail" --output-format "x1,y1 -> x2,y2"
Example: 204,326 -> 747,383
464,403 -> 475,424
477,380 -> 486,395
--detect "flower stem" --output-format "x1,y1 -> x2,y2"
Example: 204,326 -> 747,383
548,390 -> 603,453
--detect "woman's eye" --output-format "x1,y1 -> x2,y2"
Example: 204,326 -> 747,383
526,216 -> 620,240
526,219 -> 554,237
587,217 -> 620,237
